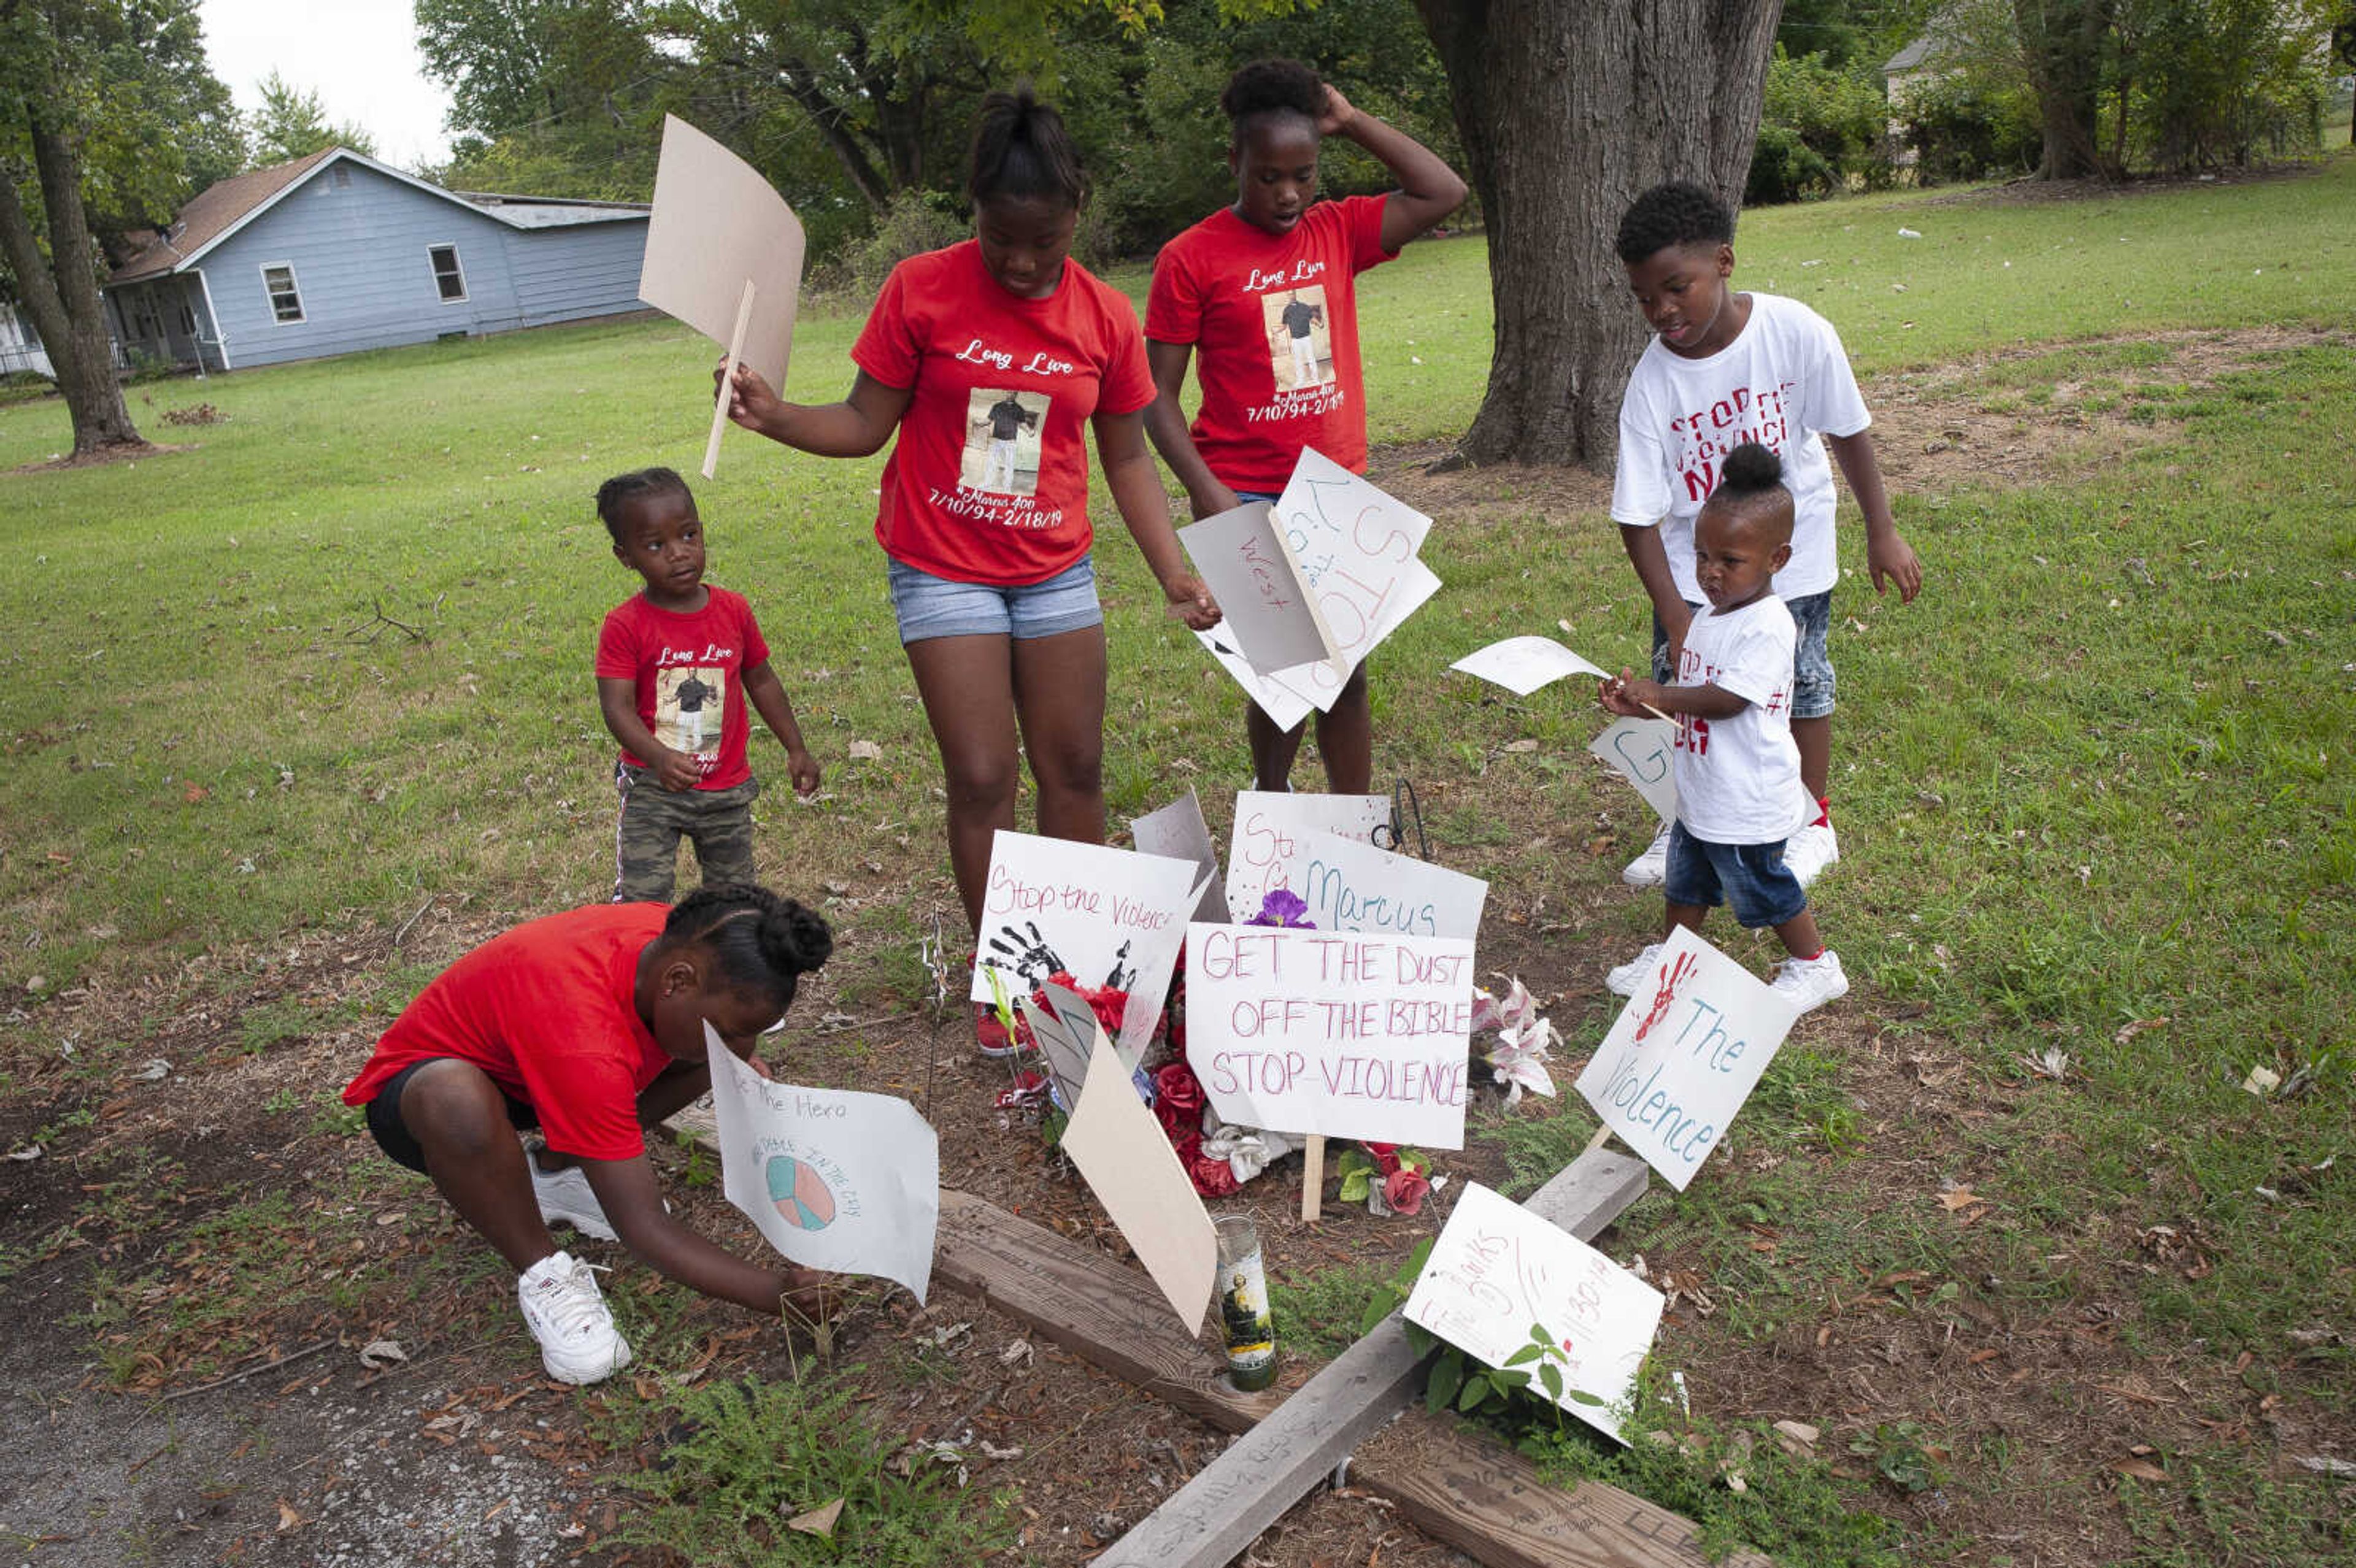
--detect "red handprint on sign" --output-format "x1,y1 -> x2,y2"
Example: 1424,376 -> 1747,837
1633,950 -> 1698,1043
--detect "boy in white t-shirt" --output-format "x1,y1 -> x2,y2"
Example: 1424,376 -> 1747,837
1598,443 -> 1849,1015
1609,181 -> 1923,891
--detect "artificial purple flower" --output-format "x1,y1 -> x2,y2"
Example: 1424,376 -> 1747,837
1248,888 -> 1314,928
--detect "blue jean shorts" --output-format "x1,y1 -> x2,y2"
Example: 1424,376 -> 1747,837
1664,821 -> 1809,929
1652,589 -> 1834,720
887,555 -> 1103,645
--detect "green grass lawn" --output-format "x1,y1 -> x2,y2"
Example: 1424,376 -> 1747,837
3,154 -> 2351,1566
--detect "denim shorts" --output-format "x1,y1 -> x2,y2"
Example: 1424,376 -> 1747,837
886,554 -> 1103,644
1650,588 -> 1835,720
1664,821 -> 1809,929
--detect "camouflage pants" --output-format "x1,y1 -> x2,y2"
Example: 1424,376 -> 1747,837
612,766 -> 762,902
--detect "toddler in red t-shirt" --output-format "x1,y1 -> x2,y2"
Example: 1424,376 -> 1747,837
593,468 -> 821,901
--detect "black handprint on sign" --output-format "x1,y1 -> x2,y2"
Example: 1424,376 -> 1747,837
986,920 -> 1068,986
1102,940 -> 1136,993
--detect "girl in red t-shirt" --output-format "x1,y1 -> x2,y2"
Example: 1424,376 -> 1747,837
725,90 -> 1220,1048
1144,60 -> 1465,793
341,886 -> 836,1384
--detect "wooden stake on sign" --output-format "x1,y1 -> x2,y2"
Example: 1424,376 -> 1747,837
1299,1134 -> 1325,1221
1565,620 -> 1678,726
1583,1120 -> 1614,1156
702,279 -> 756,480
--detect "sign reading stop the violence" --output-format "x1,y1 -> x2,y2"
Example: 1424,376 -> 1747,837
1183,923 -> 1475,1149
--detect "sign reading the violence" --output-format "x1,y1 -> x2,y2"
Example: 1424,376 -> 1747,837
1572,926 -> 1799,1191
1184,923 -> 1475,1148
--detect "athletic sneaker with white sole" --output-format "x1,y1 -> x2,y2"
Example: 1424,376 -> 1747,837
1769,950 -> 1849,1015
531,1155 -> 618,1242
1782,821 -> 1839,888
1620,821 -> 1673,887
517,1250 -> 631,1384
1606,942 -> 1666,997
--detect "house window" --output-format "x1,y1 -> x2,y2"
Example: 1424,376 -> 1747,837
262,263 -> 304,324
427,245 -> 468,302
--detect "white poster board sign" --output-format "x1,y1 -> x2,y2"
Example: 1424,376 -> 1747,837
1279,829 -> 1488,942
1059,1028 -> 1217,1334
1405,1181 -> 1663,1443
1224,790 -> 1392,920
1255,558 -> 1443,715
1573,925 -> 1798,1191
706,1028 -> 939,1304
1184,924 -> 1474,1148
1450,636 -> 1609,697
1130,790 -> 1232,925
639,115 -> 807,475
1194,626 -> 1317,730
970,831 -> 1196,1061
1590,716 -> 1680,824
1178,502 -> 1340,676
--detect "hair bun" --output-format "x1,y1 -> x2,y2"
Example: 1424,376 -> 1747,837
1717,441 -> 1784,493
761,899 -> 833,975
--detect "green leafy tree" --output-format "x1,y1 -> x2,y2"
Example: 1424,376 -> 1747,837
247,71 -> 377,164
0,0 -> 241,453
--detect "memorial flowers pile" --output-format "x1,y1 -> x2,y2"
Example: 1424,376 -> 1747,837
1469,977 -> 1560,1108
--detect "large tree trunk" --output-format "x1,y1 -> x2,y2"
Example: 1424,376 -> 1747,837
1415,0 -> 1782,469
2014,0 -> 2113,180
0,114 -> 144,456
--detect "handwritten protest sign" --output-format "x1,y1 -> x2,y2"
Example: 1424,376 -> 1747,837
1405,1180 -> 1663,1443
1223,791 -> 1392,920
1179,501 -> 1339,676
1059,1025 -> 1218,1334
1129,790 -> 1231,924
1450,636 -> 1609,697
706,1027 -> 939,1303
1260,557 -> 1443,715
639,116 -> 807,477
1278,829 -> 1488,942
1184,924 -> 1475,1148
969,832 -> 1196,1061
1589,716 -> 1680,824
1573,926 -> 1798,1191
1194,626 -> 1317,730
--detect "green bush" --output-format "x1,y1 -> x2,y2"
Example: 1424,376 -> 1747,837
846,192 -> 971,299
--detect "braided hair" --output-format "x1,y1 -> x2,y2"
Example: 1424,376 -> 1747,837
967,86 -> 1087,210
1614,181 -> 1735,265
595,467 -> 694,546
663,885 -> 833,1012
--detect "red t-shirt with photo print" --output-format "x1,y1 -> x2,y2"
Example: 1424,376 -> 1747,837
1147,194 -> 1396,493
594,586 -> 769,790
852,240 -> 1158,587
341,903 -> 675,1163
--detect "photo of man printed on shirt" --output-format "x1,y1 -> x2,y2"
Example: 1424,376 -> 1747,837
655,666 -> 726,758
1261,286 -> 1332,392
960,388 -> 1050,497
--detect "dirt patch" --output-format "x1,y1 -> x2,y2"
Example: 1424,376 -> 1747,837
7,439 -> 196,474
1915,162 -> 2335,207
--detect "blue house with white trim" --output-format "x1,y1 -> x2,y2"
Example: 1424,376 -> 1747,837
103,147 -> 651,373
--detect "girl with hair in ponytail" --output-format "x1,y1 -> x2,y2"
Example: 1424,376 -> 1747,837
723,88 -> 1222,1053
1145,59 -> 1465,793
341,886 -> 836,1383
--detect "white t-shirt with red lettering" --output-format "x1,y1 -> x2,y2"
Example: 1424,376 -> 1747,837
1610,292 -> 1871,602
853,240 -> 1157,587
1146,195 -> 1395,492
1669,596 -> 1812,846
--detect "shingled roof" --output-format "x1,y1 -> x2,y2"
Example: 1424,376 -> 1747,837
108,148 -> 339,284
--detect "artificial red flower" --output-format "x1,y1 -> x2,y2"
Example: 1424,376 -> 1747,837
1361,1141 -> 1402,1177
1382,1164 -> 1431,1216
1153,1062 -> 1206,1141
1188,1144 -> 1241,1198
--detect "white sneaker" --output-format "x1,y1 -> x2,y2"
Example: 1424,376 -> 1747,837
1620,822 -> 1673,887
517,1250 -> 632,1385
531,1155 -> 618,1242
1770,950 -> 1850,1015
1606,942 -> 1665,997
1784,821 -> 1839,888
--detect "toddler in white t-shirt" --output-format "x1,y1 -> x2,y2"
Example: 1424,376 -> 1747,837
1598,443 -> 1849,1016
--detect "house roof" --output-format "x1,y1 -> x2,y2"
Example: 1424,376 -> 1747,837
106,148 -> 649,286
